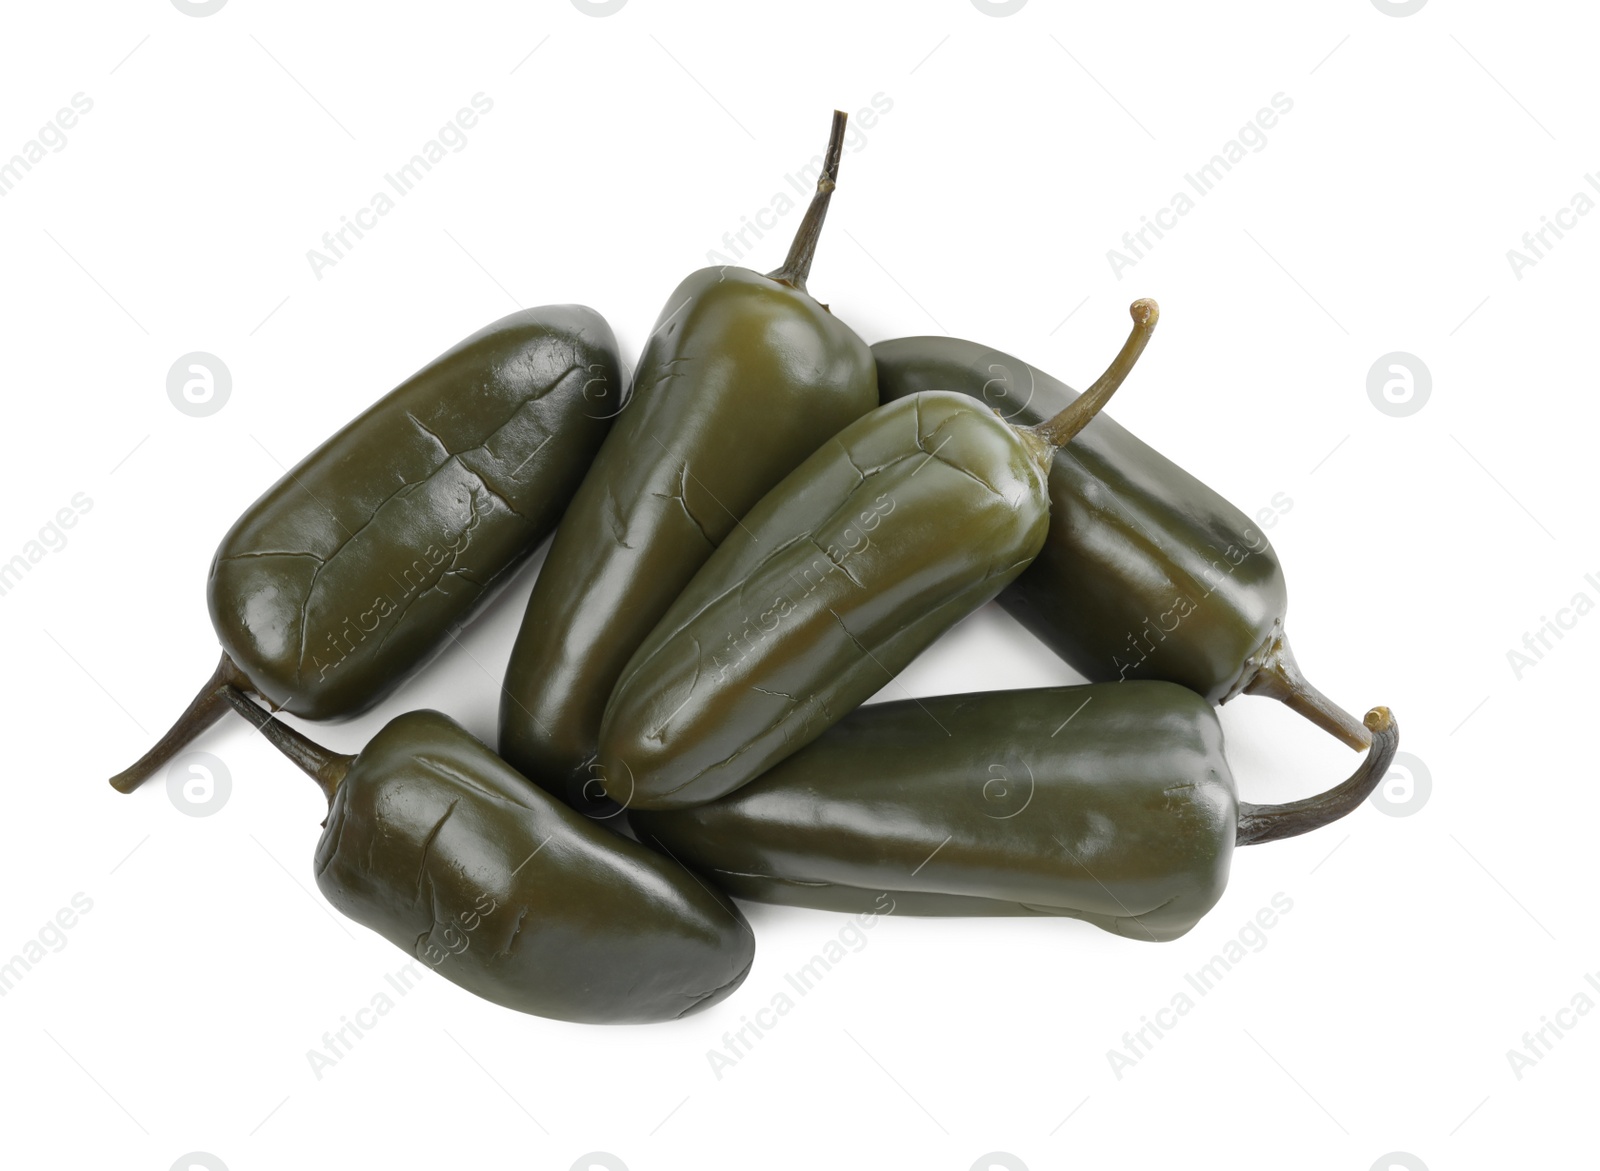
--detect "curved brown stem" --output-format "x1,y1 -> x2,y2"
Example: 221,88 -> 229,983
1235,707 -> 1398,846
1242,632 -> 1373,751
109,652 -> 253,793
1030,298 -> 1158,448
766,110 -> 848,293
221,687 -> 352,806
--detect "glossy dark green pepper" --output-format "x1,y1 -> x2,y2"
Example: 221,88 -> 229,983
600,302 -> 1159,811
873,335 -> 1370,750
220,688 -> 753,1024
632,684 -> 1397,941
499,113 -> 878,814
110,305 -> 623,793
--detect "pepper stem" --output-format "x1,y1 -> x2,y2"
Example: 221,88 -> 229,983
221,686 -> 351,805
766,110 -> 848,293
1235,707 -> 1399,846
1030,298 -> 1159,449
109,652 -> 253,793
1243,632 -> 1373,751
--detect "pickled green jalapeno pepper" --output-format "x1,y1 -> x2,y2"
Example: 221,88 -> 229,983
499,112 -> 878,814
872,335 -> 1370,750
599,301 -> 1159,811
111,305 -> 624,793
631,684 -> 1398,941
220,688 -> 754,1024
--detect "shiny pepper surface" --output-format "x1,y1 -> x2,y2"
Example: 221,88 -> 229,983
633,684 -> 1397,941
873,335 -> 1370,750
225,690 -> 754,1024
602,302 -> 1160,810
500,114 -> 877,813
112,304 -> 623,792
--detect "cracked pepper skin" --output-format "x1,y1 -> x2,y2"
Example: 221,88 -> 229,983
599,391 -> 1052,811
226,690 -> 755,1025
110,305 -> 622,793
599,301 -> 1160,812
872,336 -> 1371,752
499,116 -> 876,814
632,684 -> 1398,942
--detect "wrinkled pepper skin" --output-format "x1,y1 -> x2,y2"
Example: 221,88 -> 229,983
215,307 -> 621,716
232,696 -> 754,1024
599,391 -> 1050,812
632,684 -> 1398,942
873,339 -> 1370,751
500,268 -> 876,811
111,306 -> 623,793
600,301 -> 1162,812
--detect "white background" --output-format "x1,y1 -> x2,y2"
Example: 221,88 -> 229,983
0,1 -> 1593,1168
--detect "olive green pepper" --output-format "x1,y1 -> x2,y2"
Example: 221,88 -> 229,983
499,112 -> 877,814
873,335 -> 1370,750
632,684 -> 1397,942
219,688 -> 753,1024
599,302 -> 1159,811
110,305 -> 623,794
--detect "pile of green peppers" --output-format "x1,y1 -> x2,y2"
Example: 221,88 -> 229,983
110,112 -> 1397,1026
